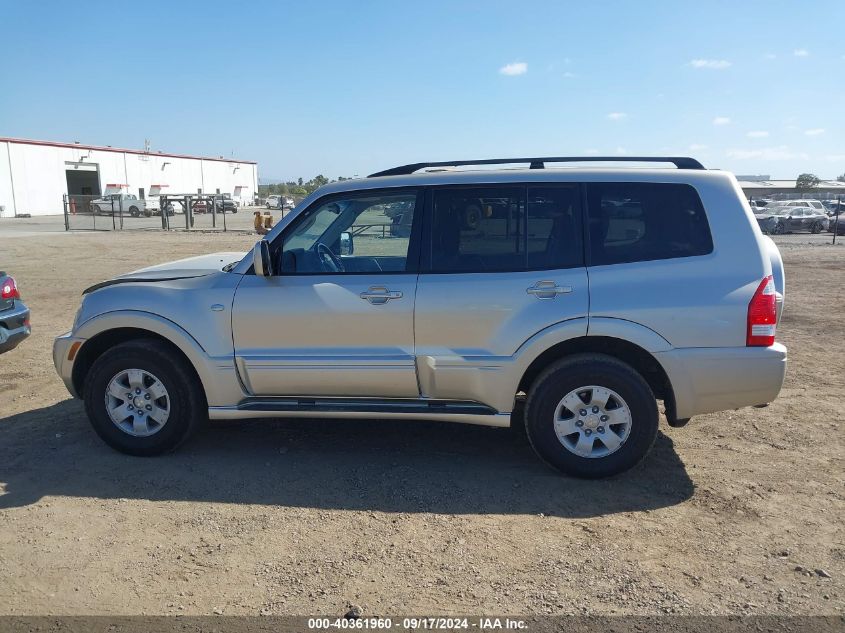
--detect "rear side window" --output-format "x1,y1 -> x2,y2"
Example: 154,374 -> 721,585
428,185 -> 582,272
586,182 -> 712,266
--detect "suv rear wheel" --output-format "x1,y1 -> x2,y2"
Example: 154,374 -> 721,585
524,354 -> 658,478
83,339 -> 206,456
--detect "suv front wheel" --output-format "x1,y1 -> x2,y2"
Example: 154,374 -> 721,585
524,354 -> 658,478
83,339 -> 206,456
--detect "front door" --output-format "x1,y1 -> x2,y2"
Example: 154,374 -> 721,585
413,184 -> 589,409
232,188 -> 423,398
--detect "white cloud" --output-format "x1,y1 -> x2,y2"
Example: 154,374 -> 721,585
824,154 -> 845,162
615,146 -> 628,155
793,49 -> 809,57
726,146 -> 809,161
805,128 -> 825,136
562,71 -> 577,78
713,116 -> 731,126
689,59 -> 732,69
746,130 -> 770,138
499,62 -> 527,76
689,143 -> 708,151
607,112 -> 627,121
764,53 -> 776,60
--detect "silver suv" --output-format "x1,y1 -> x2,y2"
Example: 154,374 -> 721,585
54,157 -> 787,478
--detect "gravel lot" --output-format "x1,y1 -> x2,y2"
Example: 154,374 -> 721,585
0,226 -> 842,616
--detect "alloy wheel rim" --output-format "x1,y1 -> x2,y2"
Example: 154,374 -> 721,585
104,369 -> 170,437
553,385 -> 632,459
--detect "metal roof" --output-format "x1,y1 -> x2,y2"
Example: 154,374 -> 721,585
0,137 -> 257,165
736,178 -> 845,189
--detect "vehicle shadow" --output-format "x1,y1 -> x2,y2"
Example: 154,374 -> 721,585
0,400 -> 694,516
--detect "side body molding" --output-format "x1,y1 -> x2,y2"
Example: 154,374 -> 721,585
73,310 -> 245,407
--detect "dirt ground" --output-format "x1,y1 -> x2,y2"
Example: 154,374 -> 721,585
0,227 -> 842,617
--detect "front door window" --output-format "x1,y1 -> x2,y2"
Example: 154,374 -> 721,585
280,191 -> 418,274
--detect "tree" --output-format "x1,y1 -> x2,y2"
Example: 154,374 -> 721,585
837,172 -> 845,183
796,173 -> 820,192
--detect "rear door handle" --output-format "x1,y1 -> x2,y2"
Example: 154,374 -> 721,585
526,281 -> 572,299
360,286 -> 403,305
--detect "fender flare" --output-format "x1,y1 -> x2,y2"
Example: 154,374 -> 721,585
74,310 -> 220,401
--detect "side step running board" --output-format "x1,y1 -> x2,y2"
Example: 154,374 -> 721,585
235,397 -> 497,416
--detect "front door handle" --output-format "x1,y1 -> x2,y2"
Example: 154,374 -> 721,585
360,286 -> 403,305
526,280 -> 573,299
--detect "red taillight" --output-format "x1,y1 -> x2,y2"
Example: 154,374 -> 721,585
1,277 -> 20,300
747,275 -> 777,346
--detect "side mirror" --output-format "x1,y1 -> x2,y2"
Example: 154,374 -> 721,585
253,240 -> 274,277
339,231 -> 354,256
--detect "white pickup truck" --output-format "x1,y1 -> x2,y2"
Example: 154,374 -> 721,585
90,193 -> 171,217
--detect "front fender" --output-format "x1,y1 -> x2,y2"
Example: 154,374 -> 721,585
73,310 -> 245,407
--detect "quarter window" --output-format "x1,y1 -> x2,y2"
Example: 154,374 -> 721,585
586,182 -> 712,265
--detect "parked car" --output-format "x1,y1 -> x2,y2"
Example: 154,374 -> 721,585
266,195 -> 280,209
90,193 -> 148,217
191,200 -> 210,213
215,197 -> 238,213
764,205 -> 829,233
779,199 -> 828,213
0,272 -> 31,353
54,156 -> 787,478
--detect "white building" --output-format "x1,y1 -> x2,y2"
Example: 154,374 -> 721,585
0,137 -> 259,217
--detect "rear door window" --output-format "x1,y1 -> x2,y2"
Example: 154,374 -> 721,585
585,182 -> 712,266
427,185 -> 583,272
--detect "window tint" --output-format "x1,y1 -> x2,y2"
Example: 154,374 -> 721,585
281,191 -> 417,274
586,182 -> 712,266
429,185 -> 582,272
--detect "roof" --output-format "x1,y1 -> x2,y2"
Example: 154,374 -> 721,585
0,136 -> 256,165
314,166 -> 734,197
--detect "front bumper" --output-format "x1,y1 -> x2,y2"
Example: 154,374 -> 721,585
0,302 -> 31,353
53,331 -> 86,398
656,343 -> 788,420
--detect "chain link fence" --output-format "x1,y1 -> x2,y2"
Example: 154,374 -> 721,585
63,194 -> 252,232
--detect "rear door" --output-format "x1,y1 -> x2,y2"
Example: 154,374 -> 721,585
413,184 -> 589,408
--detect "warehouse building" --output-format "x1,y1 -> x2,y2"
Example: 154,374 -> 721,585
736,174 -> 845,200
0,137 -> 258,217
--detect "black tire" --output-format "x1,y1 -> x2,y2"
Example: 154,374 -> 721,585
772,221 -> 785,235
83,339 -> 206,456
524,354 -> 659,478
811,221 -> 822,234
462,205 -> 482,230
143,210 -> 152,217
129,206 -> 140,218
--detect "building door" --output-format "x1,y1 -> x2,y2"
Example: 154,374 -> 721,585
65,164 -> 101,196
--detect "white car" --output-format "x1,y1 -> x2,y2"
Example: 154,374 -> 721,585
266,195 -> 280,209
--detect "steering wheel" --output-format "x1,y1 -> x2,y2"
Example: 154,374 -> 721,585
316,242 -> 345,273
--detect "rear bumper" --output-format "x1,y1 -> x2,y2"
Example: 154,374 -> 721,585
0,303 -> 31,353
656,343 -> 787,420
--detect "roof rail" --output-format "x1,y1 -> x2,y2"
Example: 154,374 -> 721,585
368,156 -> 705,177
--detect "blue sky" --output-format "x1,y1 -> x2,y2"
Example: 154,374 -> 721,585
1,0 -> 843,180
